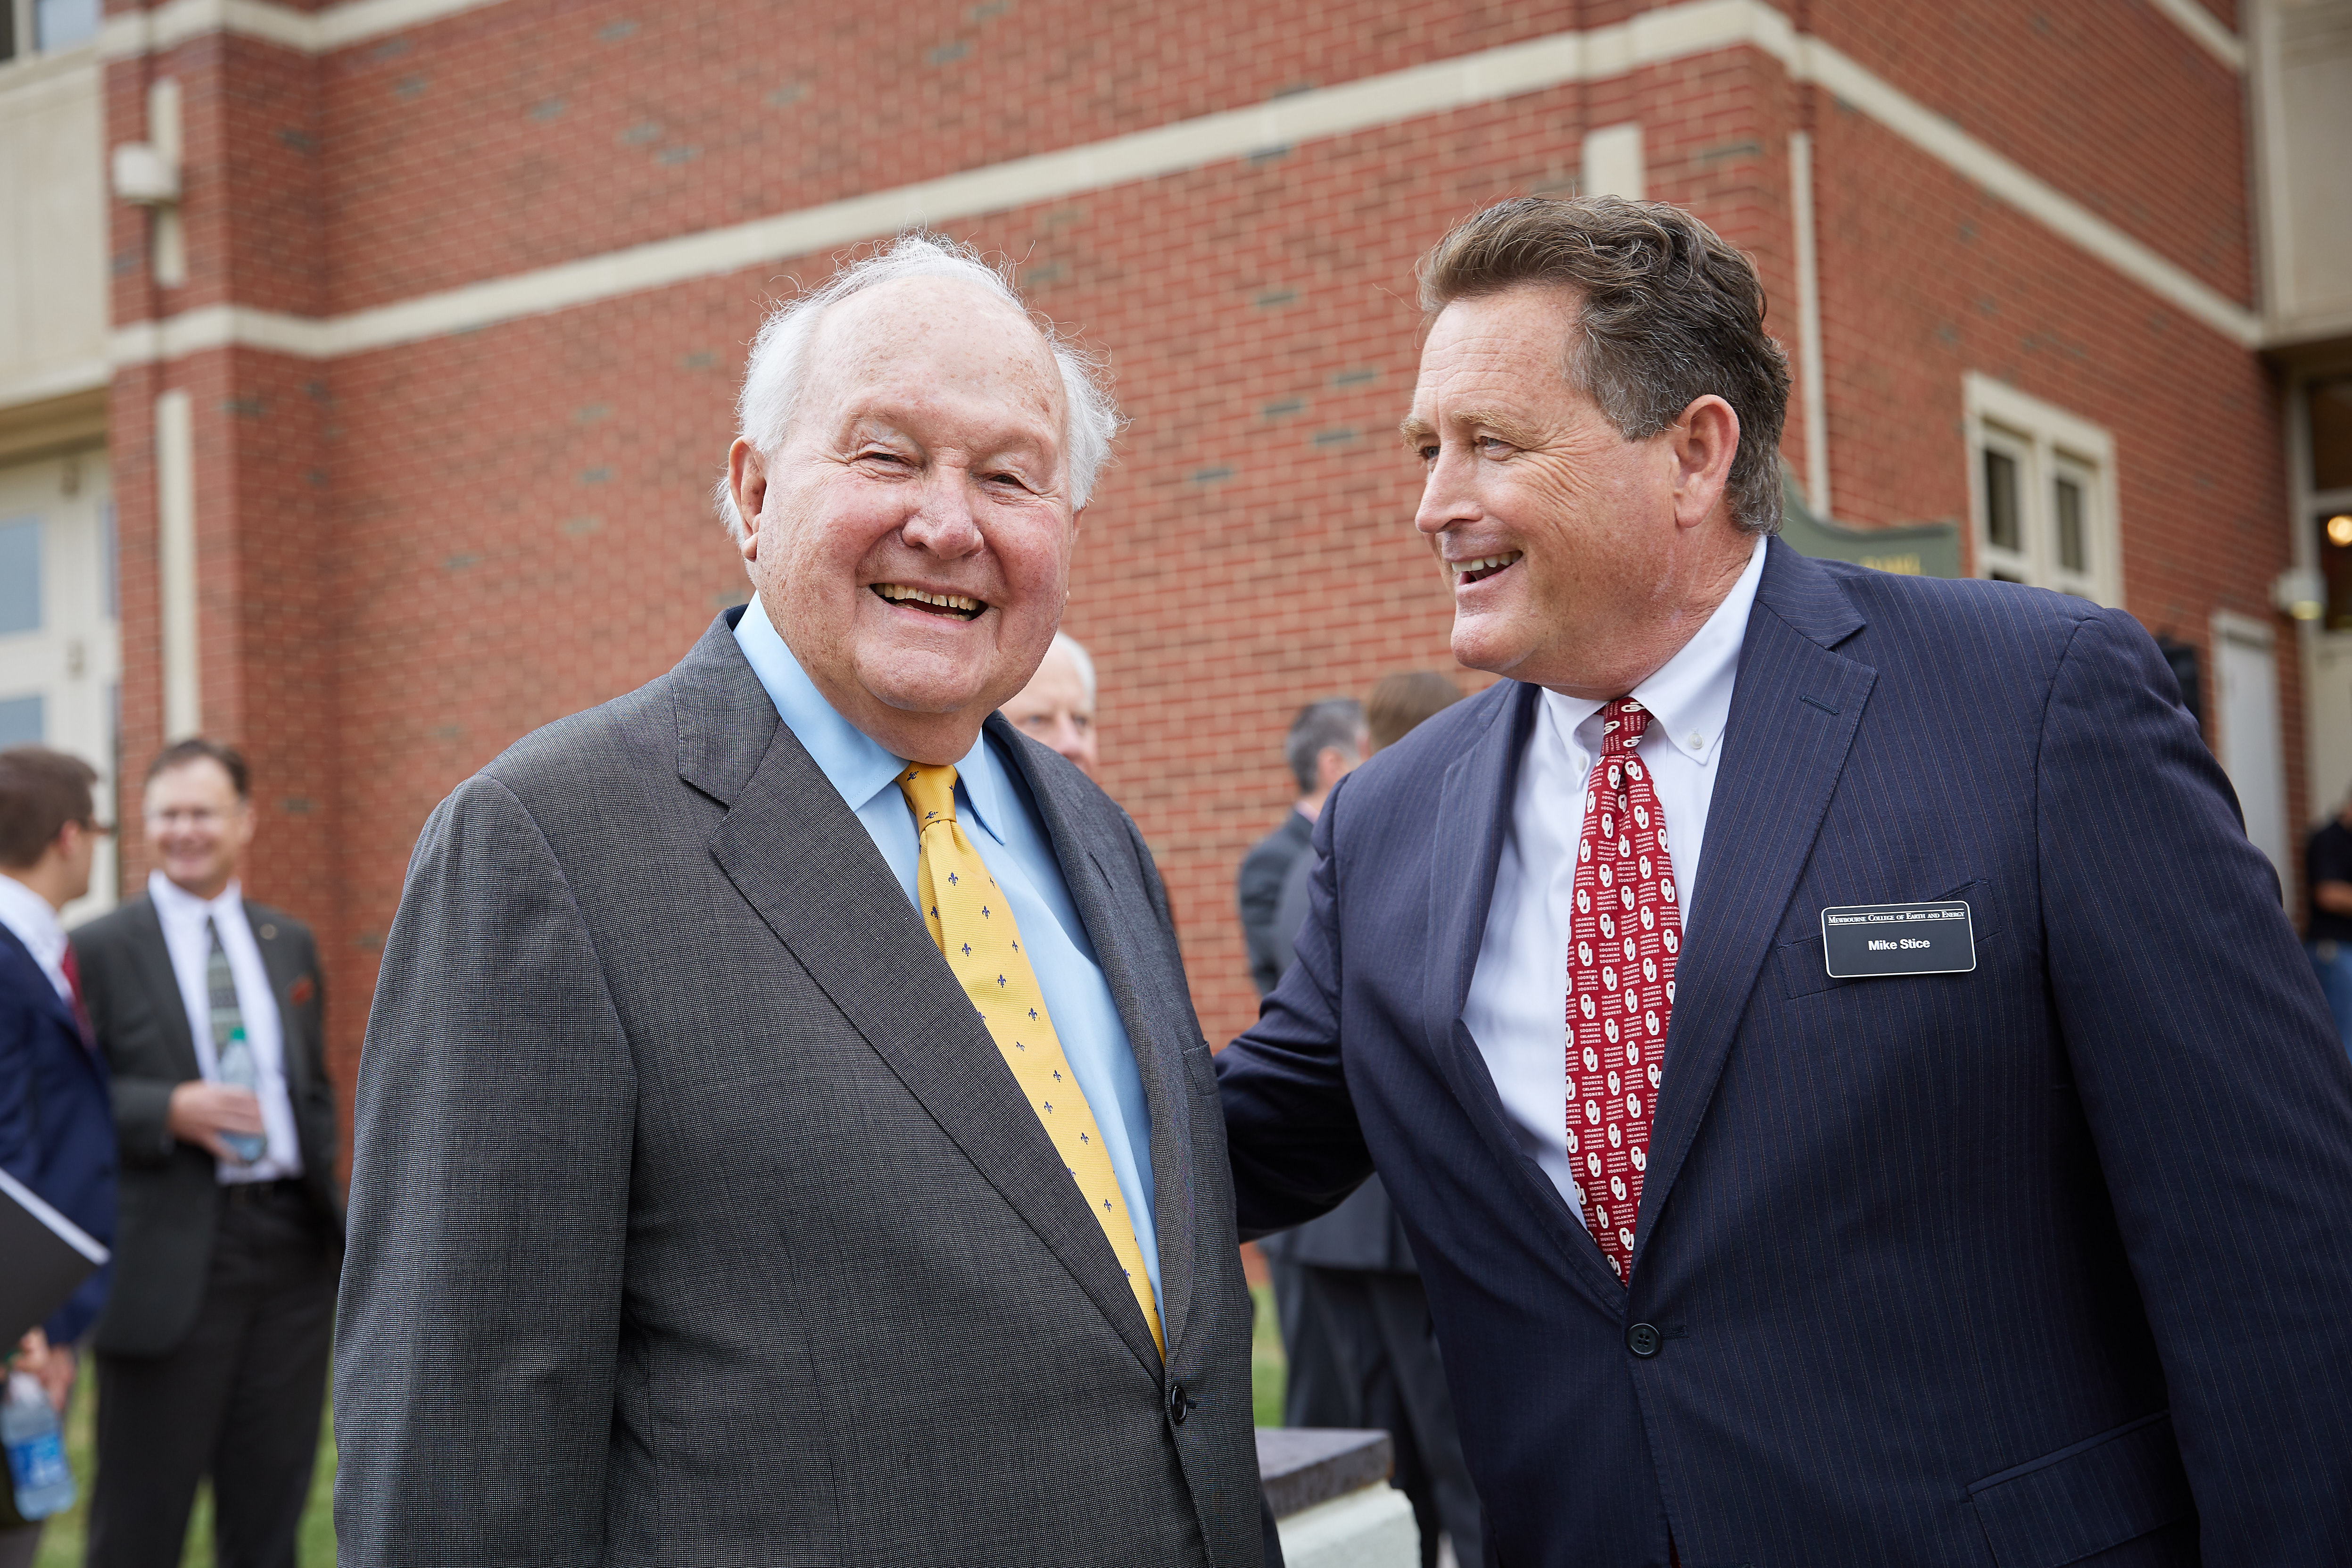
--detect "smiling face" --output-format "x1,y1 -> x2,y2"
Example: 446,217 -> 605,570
1403,284 -> 1751,700
145,757 -> 252,902
730,277 -> 1077,763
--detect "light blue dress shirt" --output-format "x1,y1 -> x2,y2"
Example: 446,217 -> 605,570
734,595 -> 1162,1313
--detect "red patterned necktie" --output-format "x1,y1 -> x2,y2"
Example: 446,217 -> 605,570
1566,697 -> 1680,1282
59,945 -> 96,1049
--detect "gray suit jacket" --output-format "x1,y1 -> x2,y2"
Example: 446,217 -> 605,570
72,895 -> 340,1356
335,613 -> 1264,1567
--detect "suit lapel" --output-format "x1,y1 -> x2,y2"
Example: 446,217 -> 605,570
1633,540 -> 1874,1266
680,620 -> 1165,1380
1426,684 -> 1630,1312
247,908 -> 311,1101
0,924 -> 78,1038
123,898 -> 202,1079
992,715 -> 1197,1366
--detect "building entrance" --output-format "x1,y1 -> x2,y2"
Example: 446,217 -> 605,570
0,444 -> 120,919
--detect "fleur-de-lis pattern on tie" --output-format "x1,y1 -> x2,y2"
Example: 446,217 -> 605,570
897,763 -> 1165,1357
1566,698 -> 1679,1284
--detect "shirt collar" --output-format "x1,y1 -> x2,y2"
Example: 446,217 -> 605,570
148,868 -> 244,925
1540,532 -> 1768,765
0,872 -> 65,969
732,594 -> 1008,844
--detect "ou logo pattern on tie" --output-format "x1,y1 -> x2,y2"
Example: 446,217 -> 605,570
1563,697 -> 1680,1284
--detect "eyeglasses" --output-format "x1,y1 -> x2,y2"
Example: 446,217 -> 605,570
79,819 -> 116,838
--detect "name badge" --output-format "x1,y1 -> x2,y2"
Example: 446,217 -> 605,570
1819,901 -> 1976,978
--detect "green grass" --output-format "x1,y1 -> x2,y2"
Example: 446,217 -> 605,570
1251,1281 -> 1288,1428
31,1363 -> 337,1568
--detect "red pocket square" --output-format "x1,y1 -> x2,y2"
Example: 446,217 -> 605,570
289,975 -> 316,1005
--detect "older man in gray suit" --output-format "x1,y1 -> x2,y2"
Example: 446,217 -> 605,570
335,234 -> 1266,1567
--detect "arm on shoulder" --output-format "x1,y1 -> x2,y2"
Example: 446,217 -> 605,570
333,772 -> 638,1568
1217,782 -> 1374,1237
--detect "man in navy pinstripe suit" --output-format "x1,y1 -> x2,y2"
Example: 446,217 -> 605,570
1217,196 -> 2352,1567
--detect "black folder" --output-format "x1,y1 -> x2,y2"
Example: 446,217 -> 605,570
0,1167 -> 108,1345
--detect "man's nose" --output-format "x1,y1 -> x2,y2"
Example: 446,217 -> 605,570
1414,447 -> 1476,537
901,471 -> 986,557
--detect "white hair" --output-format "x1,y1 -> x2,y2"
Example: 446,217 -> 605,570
1048,631 -> 1096,704
713,232 -> 1123,542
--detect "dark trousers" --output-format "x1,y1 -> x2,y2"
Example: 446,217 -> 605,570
1271,1260 -> 1485,1568
88,1184 -> 340,1568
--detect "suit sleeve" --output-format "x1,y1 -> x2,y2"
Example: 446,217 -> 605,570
0,991 -> 36,1188
1237,833 -> 1296,999
1216,781 -> 1375,1239
71,933 -> 179,1168
2039,608 -> 2352,1561
333,774 -> 637,1568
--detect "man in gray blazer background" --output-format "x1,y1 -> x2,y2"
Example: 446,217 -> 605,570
335,233 -> 1266,1567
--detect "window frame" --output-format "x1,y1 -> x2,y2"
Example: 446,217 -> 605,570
0,0 -> 99,66
1963,373 -> 2123,607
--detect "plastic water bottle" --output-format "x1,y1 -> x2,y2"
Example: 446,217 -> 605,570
3,1369 -> 74,1520
216,1028 -> 266,1164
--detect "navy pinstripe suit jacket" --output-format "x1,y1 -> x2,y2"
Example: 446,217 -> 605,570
1218,539 -> 2352,1568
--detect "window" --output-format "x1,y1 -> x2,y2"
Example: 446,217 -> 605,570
2311,375 -> 2352,629
1964,374 -> 2121,604
0,0 -> 96,63
0,516 -> 38,635
0,694 -> 40,747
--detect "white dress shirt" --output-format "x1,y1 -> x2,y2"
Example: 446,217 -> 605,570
1461,534 -> 1766,1223
148,870 -> 303,1183
0,871 -> 73,1005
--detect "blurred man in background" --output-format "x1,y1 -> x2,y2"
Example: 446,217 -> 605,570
2304,794 -> 2352,1059
1237,699 -> 1364,1000
73,739 -> 340,1568
1004,630 -> 1100,778
0,747 -> 113,1568
1259,673 -> 1480,1568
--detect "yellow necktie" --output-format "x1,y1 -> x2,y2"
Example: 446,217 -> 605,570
896,763 -> 1166,1358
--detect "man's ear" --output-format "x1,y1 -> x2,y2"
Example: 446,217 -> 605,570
1669,395 -> 1741,531
729,439 -> 767,563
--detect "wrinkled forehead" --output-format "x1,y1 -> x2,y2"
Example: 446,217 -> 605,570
807,276 -> 1066,434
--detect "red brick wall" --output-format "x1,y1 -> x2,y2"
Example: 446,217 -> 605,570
1807,0 -> 2252,304
96,0 -> 2284,1133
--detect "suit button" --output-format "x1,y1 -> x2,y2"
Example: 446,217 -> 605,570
1166,1382 -> 1190,1424
1626,1322 -> 1662,1358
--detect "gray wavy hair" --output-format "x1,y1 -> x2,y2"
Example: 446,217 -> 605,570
713,232 -> 1124,541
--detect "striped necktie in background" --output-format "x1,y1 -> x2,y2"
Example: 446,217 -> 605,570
206,917 -> 265,1165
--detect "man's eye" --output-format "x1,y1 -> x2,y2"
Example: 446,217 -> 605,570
861,450 -> 909,465
1417,445 -> 1440,464
1477,437 -> 1513,456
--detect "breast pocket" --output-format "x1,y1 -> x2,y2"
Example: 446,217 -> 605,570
1774,879 -> 2001,1001
1181,1040 -> 1221,1100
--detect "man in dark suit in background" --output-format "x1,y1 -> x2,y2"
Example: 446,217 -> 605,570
1259,672 -> 1482,1568
1218,196 -> 2352,1565
1237,698 -> 1364,999
73,739 -> 340,1568
336,233 -> 1265,1567
0,747 -> 113,1568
